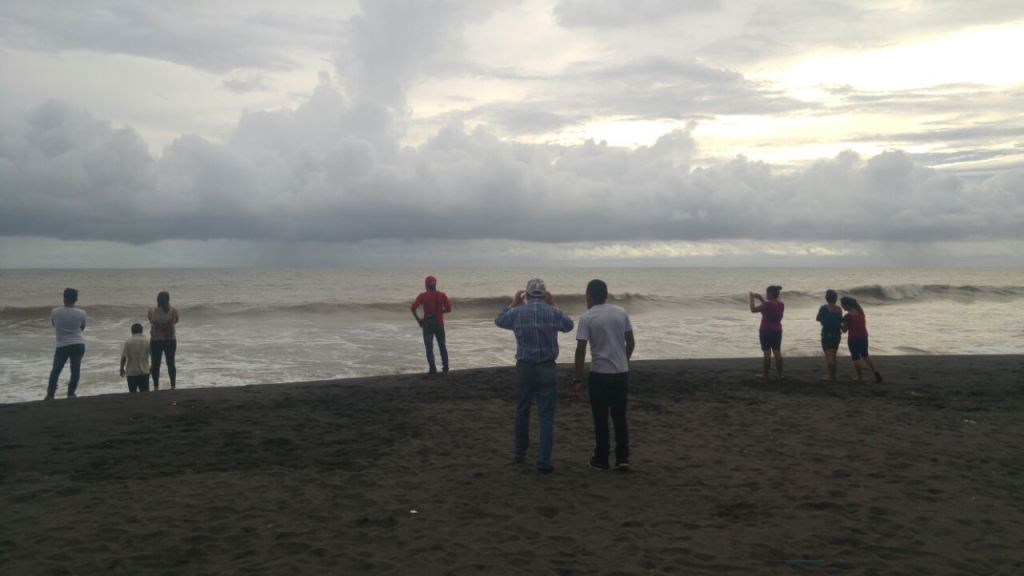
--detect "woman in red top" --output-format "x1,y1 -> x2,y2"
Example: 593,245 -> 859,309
749,285 -> 784,382
840,296 -> 882,383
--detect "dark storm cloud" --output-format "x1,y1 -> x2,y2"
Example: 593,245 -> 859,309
2,92 -> 1021,245
0,0 -> 341,72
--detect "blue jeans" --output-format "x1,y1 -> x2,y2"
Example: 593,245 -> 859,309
514,361 -> 558,470
48,343 -> 85,398
422,325 -> 448,373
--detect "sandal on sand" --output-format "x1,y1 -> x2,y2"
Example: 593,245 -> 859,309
874,371 -> 883,383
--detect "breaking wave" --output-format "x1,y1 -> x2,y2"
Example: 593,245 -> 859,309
841,284 -> 1024,304
3,284 -> 1021,324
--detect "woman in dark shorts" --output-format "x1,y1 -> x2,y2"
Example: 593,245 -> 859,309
749,285 -> 784,382
816,289 -> 843,381
840,296 -> 882,383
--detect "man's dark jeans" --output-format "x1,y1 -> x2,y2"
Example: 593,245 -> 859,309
48,343 -> 85,398
589,371 -> 629,465
422,325 -> 449,373
127,374 -> 150,393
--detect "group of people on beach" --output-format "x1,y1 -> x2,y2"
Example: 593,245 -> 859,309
47,277 -> 881,476
749,285 -> 883,384
409,276 -> 883,474
47,288 -> 179,400
411,275 -> 635,474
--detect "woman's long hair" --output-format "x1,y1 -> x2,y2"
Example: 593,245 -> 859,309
840,296 -> 863,313
157,291 -> 170,313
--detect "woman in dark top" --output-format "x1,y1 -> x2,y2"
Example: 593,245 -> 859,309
840,296 -> 882,383
749,285 -> 784,382
816,289 -> 844,381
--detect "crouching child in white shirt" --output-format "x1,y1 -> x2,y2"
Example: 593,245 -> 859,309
120,323 -> 151,393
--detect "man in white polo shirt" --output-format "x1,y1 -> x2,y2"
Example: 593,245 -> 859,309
573,279 -> 635,471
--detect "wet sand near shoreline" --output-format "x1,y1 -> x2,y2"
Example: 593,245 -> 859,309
2,355 -> 1023,575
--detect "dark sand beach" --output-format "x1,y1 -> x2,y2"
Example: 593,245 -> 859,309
2,356 -> 1023,575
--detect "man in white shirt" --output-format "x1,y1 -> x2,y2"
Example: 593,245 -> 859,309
48,288 -> 87,400
120,323 -> 151,393
574,279 -> 635,471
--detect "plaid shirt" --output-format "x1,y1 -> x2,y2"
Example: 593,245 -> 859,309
495,298 -> 574,363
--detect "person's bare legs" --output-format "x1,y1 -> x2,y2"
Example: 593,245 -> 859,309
823,349 -> 837,381
762,351 -> 771,382
863,355 -> 882,382
165,340 -> 176,390
772,349 -> 783,379
851,359 -> 865,383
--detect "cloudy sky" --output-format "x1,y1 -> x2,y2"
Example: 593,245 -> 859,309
1,0 -> 1022,267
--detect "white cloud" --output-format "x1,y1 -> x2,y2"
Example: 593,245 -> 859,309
338,0 -> 515,109
0,0 -> 349,72
552,0 -> 720,28
700,1 -> 1024,68
764,23 -> 1024,92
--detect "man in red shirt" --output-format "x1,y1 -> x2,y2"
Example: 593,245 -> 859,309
410,275 -> 452,375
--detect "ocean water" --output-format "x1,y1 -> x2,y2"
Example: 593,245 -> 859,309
1,267 -> 1022,403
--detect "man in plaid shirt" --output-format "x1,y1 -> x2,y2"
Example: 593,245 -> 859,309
495,278 -> 574,474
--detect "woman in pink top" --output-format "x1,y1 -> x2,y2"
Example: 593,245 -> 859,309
148,291 -> 180,390
749,285 -> 784,382
840,296 -> 882,383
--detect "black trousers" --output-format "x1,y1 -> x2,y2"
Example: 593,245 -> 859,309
127,374 -> 150,393
150,339 -> 177,388
589,371 -> 629,464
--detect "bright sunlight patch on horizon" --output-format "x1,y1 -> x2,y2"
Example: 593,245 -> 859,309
763,21 -> 1024,92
